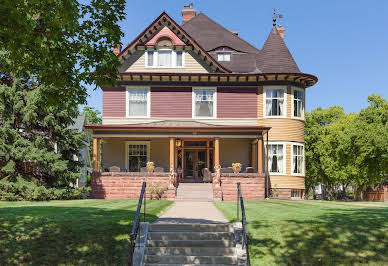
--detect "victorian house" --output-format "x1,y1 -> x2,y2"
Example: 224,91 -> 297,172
87,5 -> 317,200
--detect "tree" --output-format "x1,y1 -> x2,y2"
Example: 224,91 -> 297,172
0,0 -> 125,107
82,106 -> 102,163
0,76 -> 84,186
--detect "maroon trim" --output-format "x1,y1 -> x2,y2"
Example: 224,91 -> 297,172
85,124 -> 271,131
117,12 -> 231,73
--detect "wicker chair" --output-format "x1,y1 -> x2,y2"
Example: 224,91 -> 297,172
109,166 -> 120,172
154,167 -> 164,173
245,167 -> 255,173
140,167 -> 147,173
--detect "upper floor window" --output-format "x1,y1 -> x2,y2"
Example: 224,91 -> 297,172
193,89 -> 216,118
292,144 -> 304,174
293,89 -> 304,118
127,88 -> 150,117
216,47 -> 232,61
265,89 -> 285,116
146,37 -> 184,68
268,144 -> 284,174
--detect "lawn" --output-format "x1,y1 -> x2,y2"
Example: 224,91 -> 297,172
0,199 -> 172,265
215,200 -> 388,266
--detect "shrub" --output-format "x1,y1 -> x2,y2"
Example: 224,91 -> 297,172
148,182 -> 167,200
0,180 -> 90,201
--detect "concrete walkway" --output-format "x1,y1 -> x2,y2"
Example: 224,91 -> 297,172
155,201 -> 229,224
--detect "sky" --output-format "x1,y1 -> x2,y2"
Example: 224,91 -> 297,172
86,0 -> 388,114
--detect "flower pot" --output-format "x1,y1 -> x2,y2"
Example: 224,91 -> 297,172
233,168 -> 241,174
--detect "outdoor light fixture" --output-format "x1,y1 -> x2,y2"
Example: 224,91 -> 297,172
176,139 -> 182,147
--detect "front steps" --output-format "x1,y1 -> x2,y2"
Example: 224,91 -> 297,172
175,183 -> 214,202
144,223 -> 237,266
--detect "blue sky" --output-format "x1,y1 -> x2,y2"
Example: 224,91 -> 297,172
86,0 -> 388,114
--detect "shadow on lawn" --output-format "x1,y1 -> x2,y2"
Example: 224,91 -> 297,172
250,207 -> 388,265
0,205 -> 158,265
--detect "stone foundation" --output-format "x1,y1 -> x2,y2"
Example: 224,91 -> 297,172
212,173 -> 265,201
91,172 -> 177,199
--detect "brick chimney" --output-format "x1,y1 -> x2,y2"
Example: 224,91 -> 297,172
113,44 -> 121,56
182,3 -> 196,24
277,25 -> 285,40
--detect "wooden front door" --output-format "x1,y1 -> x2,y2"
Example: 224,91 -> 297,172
184,150 -> 206,181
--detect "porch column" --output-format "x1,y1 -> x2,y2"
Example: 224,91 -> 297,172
257,137 -> 263,173
93,137 -> 100,172
169,137 -> 175,171
251,140 -> 257,170
214,138 -> 220,168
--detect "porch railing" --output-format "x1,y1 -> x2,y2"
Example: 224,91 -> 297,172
237,182 -> 250,266
128,181 -> 146,266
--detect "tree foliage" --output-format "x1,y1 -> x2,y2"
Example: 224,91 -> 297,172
305,94 -> 388,199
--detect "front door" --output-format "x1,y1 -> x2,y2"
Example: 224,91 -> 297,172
184,150 -> 206,182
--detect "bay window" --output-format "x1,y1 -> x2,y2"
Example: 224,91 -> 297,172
292,144 -> 304,174
266,89 -> 285,116
193,89 -> 216,118
127,88 -> 149,117
268,144 -> 284,174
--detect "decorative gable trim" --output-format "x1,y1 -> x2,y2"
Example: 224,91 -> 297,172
118,12 -> 230,73
145,26 -> 185,46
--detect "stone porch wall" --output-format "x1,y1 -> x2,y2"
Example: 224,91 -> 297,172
91,172 -> 177,200
212,173 -> 265,201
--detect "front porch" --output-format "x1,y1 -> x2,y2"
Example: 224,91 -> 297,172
86,122 -> 270,200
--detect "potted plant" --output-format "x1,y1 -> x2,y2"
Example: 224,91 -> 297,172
232,163 -> 241,174
146,161 -> 155,173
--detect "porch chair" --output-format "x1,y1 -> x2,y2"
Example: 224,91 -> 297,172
154,167 -> 164,173
245,167 -> 255,173
140,167 -> 147,173
202,168 -> 212,183
109,165 -> 121,172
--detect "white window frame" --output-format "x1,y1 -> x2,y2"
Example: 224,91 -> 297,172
192,88 -> 217,119
217,52 -> 231,61
291,87 -> 305,120
125,141 -> 151,171
291,144 -> 305,176
266,142 -> 286,175
263,86 -> 287,118
291,189 -> 302,199
145,49 -> 185,68
126,86 -> 151,118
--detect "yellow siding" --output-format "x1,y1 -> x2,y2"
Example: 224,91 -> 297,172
286,144 -> 291,175
270,175 -> 305,189
258,118 -> 305,142
257,86 -> 263,118
287,85 -> 292,117
125,52 -> 209,73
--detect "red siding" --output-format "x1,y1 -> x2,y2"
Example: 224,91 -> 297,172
103,87 -> 126,117
151,87 -> 192,118
217,87 -> 257,118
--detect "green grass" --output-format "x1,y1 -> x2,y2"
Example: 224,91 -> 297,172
215,200 -> 388,266
0,199 -> 173,265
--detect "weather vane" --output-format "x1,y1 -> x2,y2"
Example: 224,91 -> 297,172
273,8 -> 284,27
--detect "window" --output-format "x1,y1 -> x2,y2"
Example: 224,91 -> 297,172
158,50 -> 172,66
291,189 -> 301,198
292,144 -> 304,174
193,89 -> 216,117
266,89 -> 285,116
268,144 -> 284,174
145,50 -> 184,67
293,89 -> 304,118
147,51 -> 154,66
126,143 -> 149,172
127,88 -> 149,117
216,47 -> 232,61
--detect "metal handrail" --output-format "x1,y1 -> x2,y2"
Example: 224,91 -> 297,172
128,181 -> 146,266
237,182 -> 250,266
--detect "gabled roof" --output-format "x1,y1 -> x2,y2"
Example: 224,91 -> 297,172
118,12 -> 230,73
182,13 -> 260,54
256,27 -> 300,73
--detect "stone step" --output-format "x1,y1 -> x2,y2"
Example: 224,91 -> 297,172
150,223 -> 232,233
173,198 -> 214,202
146,247 -> 235,256
147,239 -> 235,248
144,255 -> 237,264
148,231 -> 234,240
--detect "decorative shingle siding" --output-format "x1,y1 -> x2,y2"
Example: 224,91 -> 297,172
151,87 -> 192,118
217,87 -> 257,118
103,87 -> 126,117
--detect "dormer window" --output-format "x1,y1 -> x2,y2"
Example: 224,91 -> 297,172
145,37 -> 184,68
216,47 -> 232,61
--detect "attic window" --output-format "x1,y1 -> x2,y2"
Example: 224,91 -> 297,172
216,47 -> 232,62
156,37 -> 173,49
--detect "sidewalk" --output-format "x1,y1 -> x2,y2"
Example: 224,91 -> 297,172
155,201 -> 229,224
